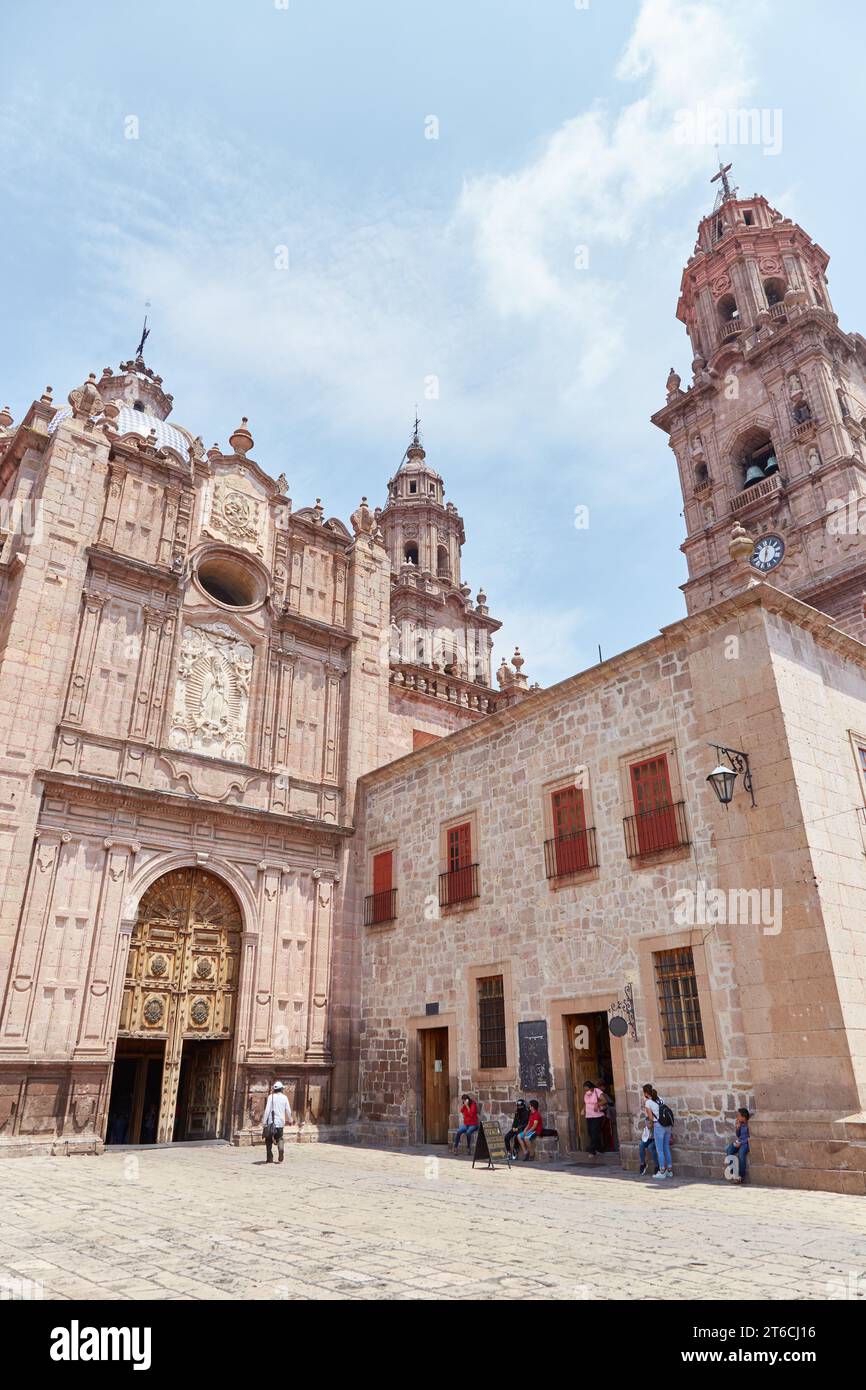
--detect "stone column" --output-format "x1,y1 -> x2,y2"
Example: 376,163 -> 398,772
305,869 -> 337,1063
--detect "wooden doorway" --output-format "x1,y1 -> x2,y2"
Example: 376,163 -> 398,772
565,1011 -> 619,1154
106,1040 -> 164,1144
109,867 -> 242,1144
420,1027 -> 450,1144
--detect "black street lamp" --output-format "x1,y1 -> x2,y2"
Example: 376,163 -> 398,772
706,744 -> 756,808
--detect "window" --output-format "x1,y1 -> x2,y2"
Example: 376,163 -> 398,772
625,754 -> 689,857
440,821 -> 478,906
477,975 -> 507,1069
364,850 -> 396,926
654,947 -> 706,1059
404,543 -> 418,566
409,480 -> 417,494
743,209 -> 754,226
548,786 -> 592,876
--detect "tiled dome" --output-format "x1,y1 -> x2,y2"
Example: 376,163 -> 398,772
49,404 -> 192,459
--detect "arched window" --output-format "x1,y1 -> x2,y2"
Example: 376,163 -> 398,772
436,545 -> 449,578
717,294 -> 739,323
404,543 -> 418,566
764,277 -> 786,307
694,462 -> 709,489
738,428 -> 778,488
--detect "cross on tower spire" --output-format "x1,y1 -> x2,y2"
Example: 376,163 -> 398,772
711,150 -> 737,208
412,407 -> 421,447
135,302 -> 151,361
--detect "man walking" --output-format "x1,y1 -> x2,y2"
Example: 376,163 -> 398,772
262,1081 -> 292,1164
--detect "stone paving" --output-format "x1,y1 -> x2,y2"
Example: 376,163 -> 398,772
1,1142 -> 865,1301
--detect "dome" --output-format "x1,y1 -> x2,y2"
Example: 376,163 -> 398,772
49,404 -> 194,460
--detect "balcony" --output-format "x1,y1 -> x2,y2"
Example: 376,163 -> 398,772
731,471 -> 782,514
623,802 -> 690,859
438,863 -> 480,908
717,318 -> 744,346
544,827 -> 598,880
364,888 -> 397,926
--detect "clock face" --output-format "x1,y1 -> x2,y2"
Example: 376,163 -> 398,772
751,534 -> 785,573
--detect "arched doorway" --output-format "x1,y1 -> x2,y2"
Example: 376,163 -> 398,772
106,867 -> 243,1145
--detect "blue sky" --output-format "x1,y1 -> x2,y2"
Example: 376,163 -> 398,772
2,0 -> 864,684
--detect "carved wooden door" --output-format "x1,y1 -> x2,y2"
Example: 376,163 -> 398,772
117,868 -> 242,1143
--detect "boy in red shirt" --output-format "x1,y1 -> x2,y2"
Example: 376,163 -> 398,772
517,1099 -> 543,1160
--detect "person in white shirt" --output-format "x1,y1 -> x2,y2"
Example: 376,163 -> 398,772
263,1081 -> 292,1164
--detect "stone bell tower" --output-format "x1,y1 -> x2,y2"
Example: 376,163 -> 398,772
652,161 -> 866,641
376,421 -> 503,722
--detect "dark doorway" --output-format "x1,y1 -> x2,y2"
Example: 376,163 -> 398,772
565,1012 -> 619,1154
106,1040 -> 164,1144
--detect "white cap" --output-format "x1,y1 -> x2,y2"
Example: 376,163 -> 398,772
273,1081 -> 284,1091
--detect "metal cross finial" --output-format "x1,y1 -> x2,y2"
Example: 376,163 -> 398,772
135,302 -> 151,360
412,407 -> 421,447
711,150 -> 734,201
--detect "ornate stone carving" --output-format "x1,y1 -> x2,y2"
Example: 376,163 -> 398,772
149,955 -> 168,977
68,373 -> 104,421
195,957 -> 213,979
170,623 -> 253,762
208,480 -> 262,552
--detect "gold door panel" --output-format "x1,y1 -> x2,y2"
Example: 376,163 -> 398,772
117,868 -> 242,1141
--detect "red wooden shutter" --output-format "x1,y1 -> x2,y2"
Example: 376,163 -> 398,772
552,787 -> 588,873
448,822 -> 471,871
372,851 -> 393,895
630,756 -> 676,853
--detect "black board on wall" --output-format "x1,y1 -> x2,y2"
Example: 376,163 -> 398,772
518,1019 -> 552,1092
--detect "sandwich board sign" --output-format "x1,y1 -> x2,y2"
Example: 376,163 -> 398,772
472,1120 -> 510,1171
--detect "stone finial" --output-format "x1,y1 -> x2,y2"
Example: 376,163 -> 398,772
229,417 -> 254,456
68,372 -> 104,421
0,406 -> 13,429
313,498 -> 324,524
41,386 -> 54,404
207,443 -> 222,461
512,647 -> 524,672
666,366 -> 683,401
350,496 -> 375,537
276,473 -> 289,496
729,521 -> 755,567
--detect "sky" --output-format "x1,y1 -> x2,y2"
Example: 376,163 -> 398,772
2,0 -> 864,686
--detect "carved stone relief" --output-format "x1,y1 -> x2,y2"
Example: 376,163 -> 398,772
170,623 -> 253,762
208,479 -> 264,554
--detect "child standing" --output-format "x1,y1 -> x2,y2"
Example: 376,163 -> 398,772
725,1108 -> 750,1183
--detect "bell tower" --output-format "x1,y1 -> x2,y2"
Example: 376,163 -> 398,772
377,420 -> 501,692
653,161 -> 866,641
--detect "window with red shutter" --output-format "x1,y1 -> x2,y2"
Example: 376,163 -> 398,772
367,850 -> 395,925
630,755 -> 678,854
442,822 -> 476,904
551,786 -> 589,874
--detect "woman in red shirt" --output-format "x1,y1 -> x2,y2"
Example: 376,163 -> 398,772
453,1094 -> 479,1153
517,1099 -> 543,1160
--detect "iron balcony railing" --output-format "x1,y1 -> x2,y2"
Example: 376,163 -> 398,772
544,827 -> 598,879
438,863 -> 480,907
364,888 -> 398,926
623,801 -> 690,859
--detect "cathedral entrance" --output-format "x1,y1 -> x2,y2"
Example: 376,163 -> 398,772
106,867 -> 243,1144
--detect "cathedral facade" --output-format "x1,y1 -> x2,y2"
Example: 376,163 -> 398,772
0,356 -> 504,1152
2,172 -> 866,1191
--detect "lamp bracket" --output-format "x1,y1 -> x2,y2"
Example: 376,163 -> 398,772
608,981 -> 638,1042
708,743 -> 756,807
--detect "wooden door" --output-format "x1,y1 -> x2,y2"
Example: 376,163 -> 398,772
116,868 -> 242,1143
630,755 -> 676,854
182,1042 -> 227,1140
568,1014 -> 601,1151
421,1027 -> 449,1144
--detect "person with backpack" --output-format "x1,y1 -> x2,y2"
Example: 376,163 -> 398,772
725,1108 -> 750,1183
642,1083 -> 674,1179
503,1097 -> 530,1160
262,1080 -> 292,1164
582,1079 -> 611,1156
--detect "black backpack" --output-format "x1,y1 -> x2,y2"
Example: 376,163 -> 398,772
657,1099 -> 675,1128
